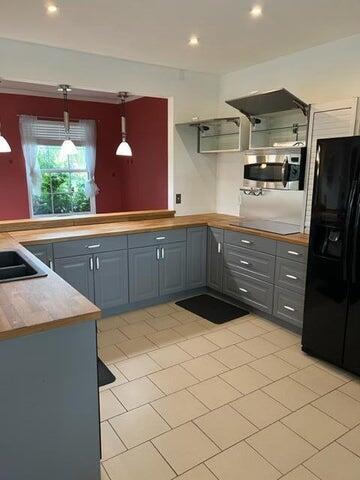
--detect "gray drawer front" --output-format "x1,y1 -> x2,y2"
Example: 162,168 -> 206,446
224,243 -> 275,283
276,241 -> 308,263
223,268 -> 273,314
224,230 -> 276,255
273,287 -> 304,328
53,235 -> 128,258
128,228 -> 186,249
275,257 -> 306,293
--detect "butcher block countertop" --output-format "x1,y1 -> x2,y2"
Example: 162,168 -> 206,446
0,211 -> 308,341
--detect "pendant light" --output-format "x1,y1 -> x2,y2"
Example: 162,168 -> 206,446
0,122 -> 11,153
116,92 -> 132,157
58,84 -> 78,159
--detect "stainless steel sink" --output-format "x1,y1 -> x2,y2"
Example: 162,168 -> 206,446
0,251 -> 47,283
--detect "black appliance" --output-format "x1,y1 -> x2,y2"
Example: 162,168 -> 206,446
302,136 -> 360,375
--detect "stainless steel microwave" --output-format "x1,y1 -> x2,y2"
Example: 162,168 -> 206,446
242,147 -> 306,191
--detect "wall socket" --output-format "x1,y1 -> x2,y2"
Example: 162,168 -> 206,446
175,193 -> 182,204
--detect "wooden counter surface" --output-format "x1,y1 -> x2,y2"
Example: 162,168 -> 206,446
0,233 -> 100,341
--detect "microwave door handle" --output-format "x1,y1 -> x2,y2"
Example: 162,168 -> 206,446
281,158 -> 290,187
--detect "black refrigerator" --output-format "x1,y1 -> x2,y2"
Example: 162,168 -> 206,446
302,135 -> 360,375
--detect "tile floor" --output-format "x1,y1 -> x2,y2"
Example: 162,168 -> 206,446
98,302 -> 360,480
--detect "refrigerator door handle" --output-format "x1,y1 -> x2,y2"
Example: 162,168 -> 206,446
344,180 -> 357,281
352,190 -> 360,283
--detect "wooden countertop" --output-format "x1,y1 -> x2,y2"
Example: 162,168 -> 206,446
11,213 -> 309,246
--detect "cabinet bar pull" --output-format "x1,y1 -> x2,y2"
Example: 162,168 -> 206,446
240,260 -> 250,265
156,236 -> 166,241
161,247 -> 165,259
87,244 -> 101,249
217,242 -> 222,253
156,248 -> 160,260
239,287 -> 248,293
288,250 -> 300,256
89,257 -> 94,271
286,274 -> 298,280
95,257 -> 100,270
241,239 -> 252,244
49,259 -> 54,270
284,305 -> 295,312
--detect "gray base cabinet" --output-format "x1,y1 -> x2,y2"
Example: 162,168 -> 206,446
129,246 -> 159,303
94,250 -> 129,309
55,254 -> 95,302
26,243 -> 54,270
160,242 -> 186,295
186,227 -> 207,288
207,227 -> 224,292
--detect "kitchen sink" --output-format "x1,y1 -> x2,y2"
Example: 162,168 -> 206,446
0,251 -> 47,283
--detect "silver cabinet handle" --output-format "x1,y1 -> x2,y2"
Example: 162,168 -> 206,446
156,236 -> 166,241
217,242 -> 222,253
161,247 -> 165,259
288,250 -> 300,256
240,260 -> 250,265
284,305 -> 295,312
241,239 -> 252,244
49,259 -> 54,270
87,244 -> 101,249
286,274 -> 298,280
239,287 -> 248,293
89,257 -> 94,271
95,257 -> 100,270
156,248 -> 160,260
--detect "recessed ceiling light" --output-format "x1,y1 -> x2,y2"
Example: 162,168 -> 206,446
250,5 -> 262,17
188,36 -> 199,47
46,4 -> 58,14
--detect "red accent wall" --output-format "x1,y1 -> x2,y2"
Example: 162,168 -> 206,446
0,93 -> 167,220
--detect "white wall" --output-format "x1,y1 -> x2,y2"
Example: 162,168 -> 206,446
216,33 -> 360,216
0,37 -> 220,216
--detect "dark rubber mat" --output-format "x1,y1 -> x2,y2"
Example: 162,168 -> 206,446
97,357 -> 115,387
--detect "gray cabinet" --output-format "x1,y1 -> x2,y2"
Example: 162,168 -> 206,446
273,287 -> 304,328
224,243 -> 275,283
160,242 -> 186,295
207,227 -> 224,292
55,255 -> 95,302
94,250 -> 129,310
26,243 -> 54,269
186,227 -> 207,288
129,246 -> 159,303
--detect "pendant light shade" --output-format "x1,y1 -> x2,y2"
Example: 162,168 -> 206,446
116,92 -> 133,157
58,85 -> 78,159
0,123 -> 11,153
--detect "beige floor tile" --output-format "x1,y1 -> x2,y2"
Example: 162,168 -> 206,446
305,442 -> 360,480
228,321 -> 266,339
153,422 -> 219,475
98,345 -> 127,364
263,377 -> 319,411
247,422 -> 317,474
100,390 -> 126,421
282,404 -> 347,449
146,303 -> 177,317
174,321 -> 208,339
99,364 -> 128,392
97,315 -> 128,331
195,405 -> 257,449
275,345 -> 316,369
100,421 -> 126,461
115,354 -> 161,381
101,465 -> 110,480
338,425 -> 360,456
206,441 -> 281,480
120,309 -> 153,324
188,377 -> 241,410
249,316 -> 280,332
250,355 -> 298,380
232,390 -> 290,428
147,328 -> 185,347
281,466 -> 319,480
182,355 -> 228,381
118,337 -> 156,357
290,365 -> 345,395
239,337 -> 281,358
204,329 -> 242,347
152,390 -> 208,427
315,360 -> 354,382
313,390 -> 360,428
220,364 -> 271,394
178,336 -> 218,357
120,321 -> 156,339
148,344 -> 192,368
170,310 -> 200,324
176,464 -> 218,480
340,380 -> 360,402
149,365 -> 198,394
262,329 -> 300,348
145,314 -> 181,331
110,404 -> 169,448
98,329 -> 128,348
212,345 -> 255,368
103,442 -> 175,480
112,377 -> 163,410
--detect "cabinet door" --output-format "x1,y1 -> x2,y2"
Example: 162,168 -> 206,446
26,243 -> 53,269
160,242 -> 186,296
55,255 -> 95,302
186,227 -> 207,288
94,250 -> 129,310
129,246 -> 159,303
207,228 -> 224,292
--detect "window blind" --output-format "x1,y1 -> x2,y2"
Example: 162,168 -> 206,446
31,119 -> 88,146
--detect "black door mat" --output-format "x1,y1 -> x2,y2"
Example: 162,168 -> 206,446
97,357 -> 116,387
175,294 -> 249,324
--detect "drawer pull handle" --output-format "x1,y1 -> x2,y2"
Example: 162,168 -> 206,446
286,274 -> 298,280
156,236 -> 166,241
284,305 -> 295,312
87,244 -> 101,249
239,287 -> 248,293
217,242 -> 222,254
240,260 -> 250,265
241,239 -> 252,244
288,250 -> 300,256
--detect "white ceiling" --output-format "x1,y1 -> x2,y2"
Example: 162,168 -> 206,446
0,0 -> 359,74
